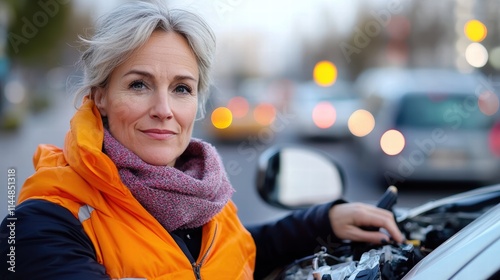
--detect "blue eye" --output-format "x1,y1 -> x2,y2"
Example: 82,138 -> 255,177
175,85 -> 192,95
129,80 -> 147,91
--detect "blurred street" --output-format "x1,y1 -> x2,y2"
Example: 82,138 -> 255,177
0,92 -> 477,225
0,91 -> 74,220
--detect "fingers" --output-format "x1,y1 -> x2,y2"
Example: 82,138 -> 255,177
343,226 -> 396,244
357,205 -> 404,243
329,203 -> 405,244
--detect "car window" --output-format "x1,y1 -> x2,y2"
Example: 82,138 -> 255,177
395,93 -> 494,129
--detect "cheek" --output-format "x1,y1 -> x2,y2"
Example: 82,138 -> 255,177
107,100 -> 139,136
180,101 -> 198,127
170,96 -> 197,118
111,98 -> 136,120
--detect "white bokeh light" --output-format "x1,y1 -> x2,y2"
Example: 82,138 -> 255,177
465,43 -> 488,68
4,80 -> 26,104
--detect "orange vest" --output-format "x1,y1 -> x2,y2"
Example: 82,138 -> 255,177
18,99 -> 256,279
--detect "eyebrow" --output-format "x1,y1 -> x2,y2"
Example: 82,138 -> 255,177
123,69 -> 198,83
124,69 -> 154,79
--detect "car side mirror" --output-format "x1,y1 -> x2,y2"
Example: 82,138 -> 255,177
256,145 -> 345,209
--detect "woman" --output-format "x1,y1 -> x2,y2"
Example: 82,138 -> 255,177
0,1 -> 402,279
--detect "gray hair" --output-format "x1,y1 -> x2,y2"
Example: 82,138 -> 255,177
74,0 -> 216,118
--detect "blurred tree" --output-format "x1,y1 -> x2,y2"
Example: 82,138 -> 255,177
4,0 -> 73,67
406,0 -> 453,69
294,5 -> 351,82
0,0 -> 92,127
300,3 -> 387,80
333,7 -> 387,81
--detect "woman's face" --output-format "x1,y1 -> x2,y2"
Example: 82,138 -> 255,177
95,31 -> 199,166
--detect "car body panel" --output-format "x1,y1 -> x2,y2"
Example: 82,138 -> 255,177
380,128 -> 500,182
398,184 -> 500,221
453,238 -> 499,280
402,202 -> 500,279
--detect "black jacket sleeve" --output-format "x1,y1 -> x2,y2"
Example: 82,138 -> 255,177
0,199 -> 110,280
248,200 -> 346,279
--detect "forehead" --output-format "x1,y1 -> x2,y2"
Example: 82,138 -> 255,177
118,31 -> 199,77
139,31 -> 194,55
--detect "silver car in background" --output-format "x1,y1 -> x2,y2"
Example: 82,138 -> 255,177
355,68 -> 500,186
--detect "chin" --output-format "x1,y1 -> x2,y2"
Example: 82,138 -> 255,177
140,154 -> 176,167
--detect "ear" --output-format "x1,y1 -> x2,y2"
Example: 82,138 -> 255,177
92,87 -> 108,117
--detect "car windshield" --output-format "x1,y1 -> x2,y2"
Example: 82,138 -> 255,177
395,93 -> 494,129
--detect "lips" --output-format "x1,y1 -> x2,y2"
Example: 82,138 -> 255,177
140,129 -> 176,140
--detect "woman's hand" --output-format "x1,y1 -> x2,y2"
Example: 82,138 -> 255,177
328,202 -> 404,244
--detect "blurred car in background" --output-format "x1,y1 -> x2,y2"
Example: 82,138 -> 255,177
290,79 -> 362,140
0,58 -> 30,131
0,56 -> 9,126
355,68 -> 500,186
204,78 -> 292,142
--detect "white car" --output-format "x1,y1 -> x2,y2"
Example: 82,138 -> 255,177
256,145 -> 500,279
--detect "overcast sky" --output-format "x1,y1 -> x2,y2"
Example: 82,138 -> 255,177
77,0 -> 363,36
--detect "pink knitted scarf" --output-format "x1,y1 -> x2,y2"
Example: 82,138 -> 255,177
102,129 -> 234,231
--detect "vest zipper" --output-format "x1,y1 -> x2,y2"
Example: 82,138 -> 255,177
193,265 -> 202,280
191,223 -> 218,280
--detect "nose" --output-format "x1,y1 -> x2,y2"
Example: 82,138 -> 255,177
150,91 -> 173,120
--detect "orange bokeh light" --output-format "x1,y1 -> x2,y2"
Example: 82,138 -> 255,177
227,96 -> 249,118
348,109 -> 375,137
253,103 -> 276,126
211,107 -> 232,129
